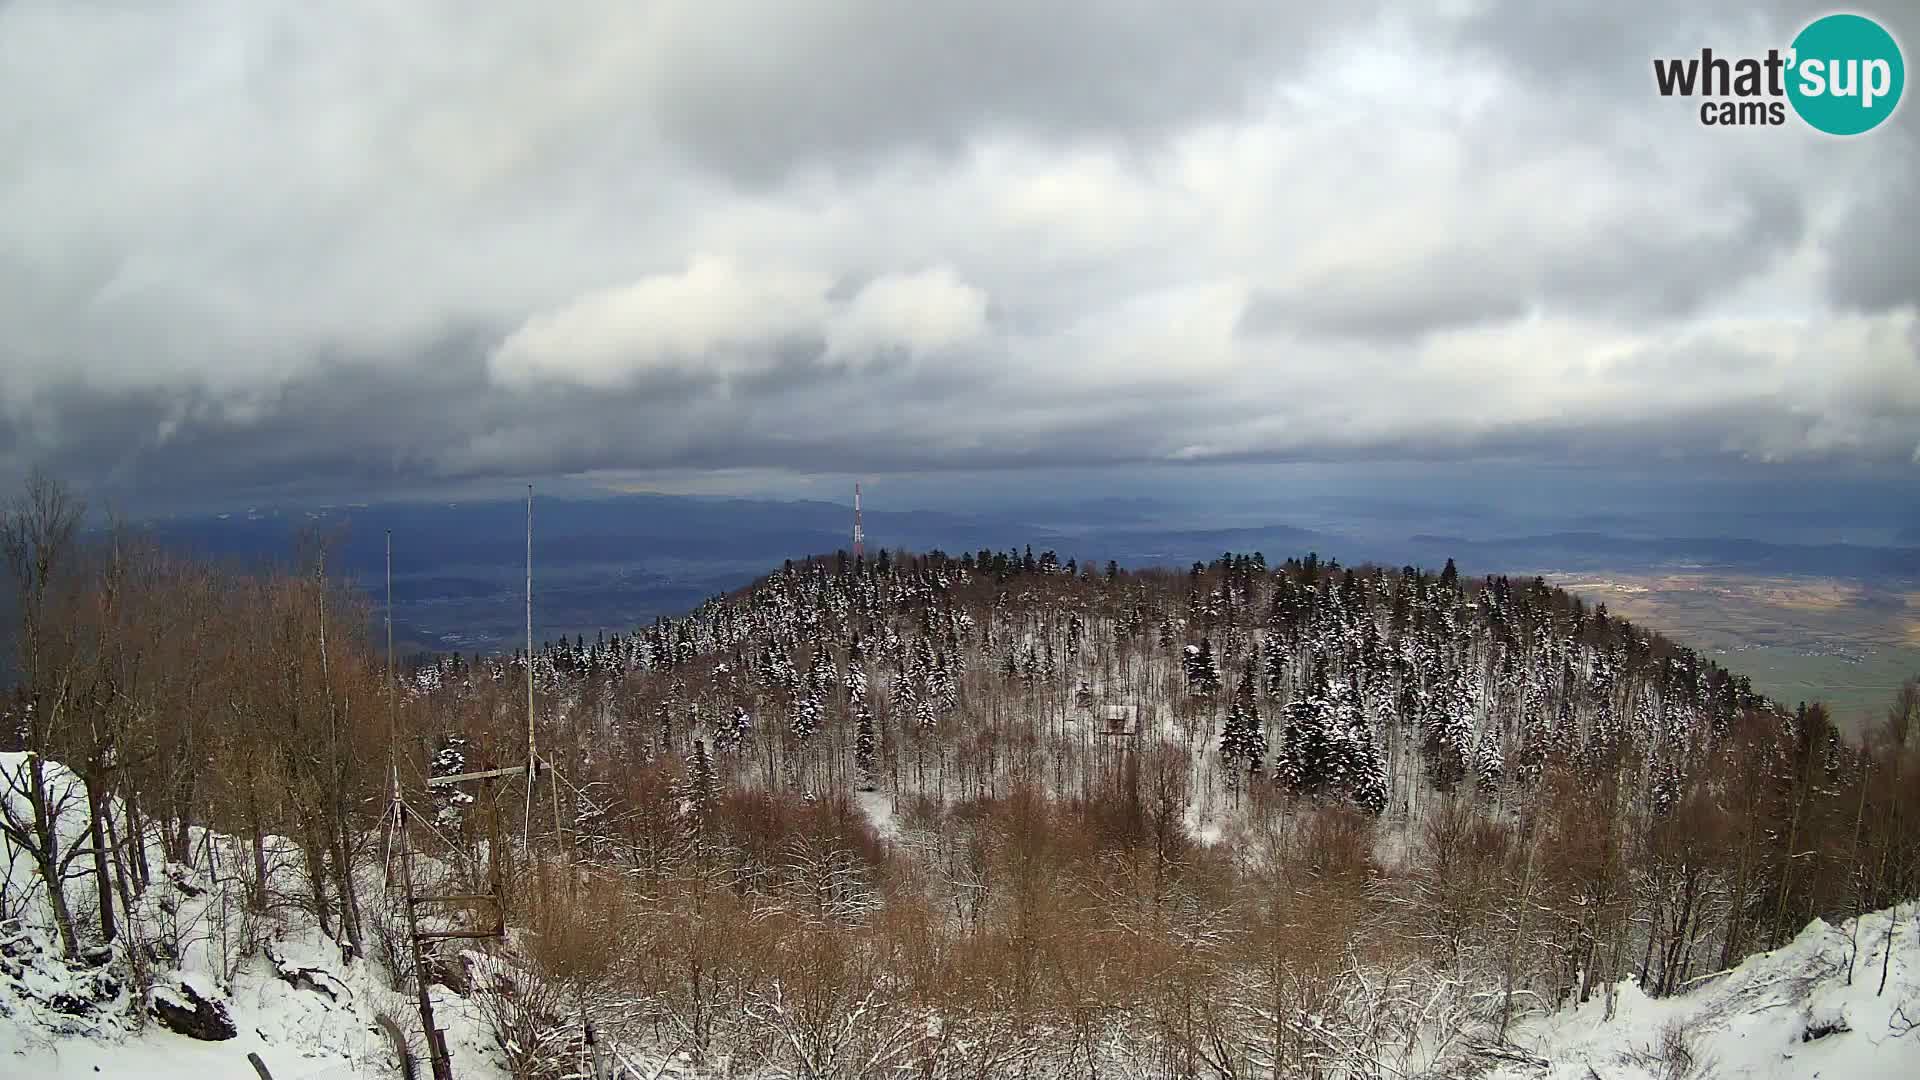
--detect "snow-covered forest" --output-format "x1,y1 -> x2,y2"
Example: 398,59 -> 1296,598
5,474 -> 1919,1079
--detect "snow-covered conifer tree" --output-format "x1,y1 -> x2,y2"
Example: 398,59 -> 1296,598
1278,657 -> 1336,795
1183,637 -> 1222,695
1221,668 -> 1267,780
855,699 -> 877,791
714,704 -> 752,756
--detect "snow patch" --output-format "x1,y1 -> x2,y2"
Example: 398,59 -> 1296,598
1487,903 -> 1920,1080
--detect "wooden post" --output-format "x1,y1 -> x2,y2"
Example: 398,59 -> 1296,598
581,983 -> 609,1080
399,810 -> 456,1080
433,1030 -> 454,1079
489,776 -> 506,937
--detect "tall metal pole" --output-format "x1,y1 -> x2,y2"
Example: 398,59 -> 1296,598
387,531 -> 397,794
527,483 -> 534,760
384,532 -> 398,888
524,484 -> 536,858
389,529 -> 452,1079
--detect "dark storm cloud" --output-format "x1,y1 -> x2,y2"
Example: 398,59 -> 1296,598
1238,274 -> 1529,342
1237,167 -> 1807,342
1443,0 -> 1802,92
10,320 -> 1916,511
0,0 -> 1915,505
641,1 -> 1380,183
7,332 -> 1023,505
1822,107 -> 1920,313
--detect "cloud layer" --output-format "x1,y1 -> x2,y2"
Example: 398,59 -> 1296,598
1,0 -> 1915,503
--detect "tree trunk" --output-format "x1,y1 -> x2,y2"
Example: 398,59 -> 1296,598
299,820 -> 335,940
35,849 -> 82,956
124,787 -> 151,889
23,757 -> 82,956
244,774 -> 270,910
101,791 -> 137,931
1500,812 -> 1540,1034
171,777 -> 195,867
87,781 -> 118,942
329,819 -> 364,959
172,806 -> 192,868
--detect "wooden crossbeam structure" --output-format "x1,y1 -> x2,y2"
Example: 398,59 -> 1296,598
384,486 -> 579,1080
427,761 -> 540,787
384,531 -> 459,1080
393,770 -> 509,1080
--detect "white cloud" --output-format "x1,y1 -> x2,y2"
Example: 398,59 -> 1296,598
827,267 -> 989,361
489,259 -> 992,388
487,256 -> 833,387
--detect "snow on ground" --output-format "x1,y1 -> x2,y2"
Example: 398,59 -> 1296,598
2,933 -> 503,1080
9,750 -> 1920,1079
1182,797 -> 1228,846
1,751 -> 505,1079
1491,903 -> 1920,1080
856,789 -> 901,842
1,886 -> 508,1080
0,860 -> 509,1080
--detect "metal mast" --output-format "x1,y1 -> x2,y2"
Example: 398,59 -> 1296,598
384,532 -> 401,897
852,482 -> 864,561
387,530 -> 458,1080
523,483 -> 536,855
392,501 -> 552,1080
386,531 -> 397,805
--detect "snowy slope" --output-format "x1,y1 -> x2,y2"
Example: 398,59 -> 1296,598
2,925 -> 502,1080
7,746 -> 1919,1079
1491,903 -> 1920,1080
0,751 -> 504,1080
13,894 -> 1914,1079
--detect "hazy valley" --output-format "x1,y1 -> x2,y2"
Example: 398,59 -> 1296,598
127,490 -> 1920,734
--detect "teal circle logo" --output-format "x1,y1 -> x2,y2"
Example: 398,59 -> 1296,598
1787,14 -> 1905,135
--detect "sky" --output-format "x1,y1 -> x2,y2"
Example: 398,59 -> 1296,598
1,1 -> 1916,516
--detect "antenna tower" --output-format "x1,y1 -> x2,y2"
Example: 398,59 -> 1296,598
524,483 -> 536,854
852,482 -> 865,560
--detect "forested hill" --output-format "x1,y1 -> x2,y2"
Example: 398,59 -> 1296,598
424,547 -> 1779,820
386,544 -> 1920,1046
7,523 -> 1917,1078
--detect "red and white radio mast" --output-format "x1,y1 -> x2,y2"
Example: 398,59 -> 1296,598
852,482 -> 865,560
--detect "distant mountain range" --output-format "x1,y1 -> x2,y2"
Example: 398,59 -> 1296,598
110,492 -> 1918,653
1408,531 -> 1920,579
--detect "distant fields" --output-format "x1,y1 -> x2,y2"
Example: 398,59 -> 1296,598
1716,645 -> 1919,729
1540,571 -> 1919,736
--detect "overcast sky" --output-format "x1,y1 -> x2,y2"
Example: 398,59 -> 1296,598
1,1 -> 1915,513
